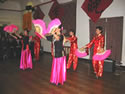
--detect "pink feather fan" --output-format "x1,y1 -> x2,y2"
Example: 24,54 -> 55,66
47,18 -> 62,33
93,50 -> 111,60
75,48 -> 88,58
32,19 -> 46,39
4,24 -> 18,33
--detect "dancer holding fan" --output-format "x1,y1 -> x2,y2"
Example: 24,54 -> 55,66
33,18 -> 66,85
82,26 -> 108,78
4,25 -> 33,70
4,24 -> 21,39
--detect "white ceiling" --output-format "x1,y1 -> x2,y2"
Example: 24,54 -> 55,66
6,0 -> 73,4
0,0 -> 73,10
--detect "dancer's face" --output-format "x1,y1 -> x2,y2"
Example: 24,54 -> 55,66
96,29 -> 101,35
69,31 -> 74,36
55,28 -> 61,35
24,31 -> 28,36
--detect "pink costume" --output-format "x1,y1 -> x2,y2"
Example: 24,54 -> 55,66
20,36 -> 32,70
47,18 -> 66,85
46,35 -> 66,85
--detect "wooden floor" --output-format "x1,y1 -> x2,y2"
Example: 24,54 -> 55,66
0,53 -> 124,94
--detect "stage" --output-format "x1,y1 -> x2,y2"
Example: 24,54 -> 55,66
0,53 -> 124,94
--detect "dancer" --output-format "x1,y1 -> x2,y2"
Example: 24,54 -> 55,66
20,29 -> 32,70
33,35 -> 41,61
41,24 -> 66,85
66,29 -> 78,71
83,26 -> 105,78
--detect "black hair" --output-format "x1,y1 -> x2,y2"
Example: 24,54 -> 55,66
69,29 -> 75,35
69,29 -> 74,33
58,24 -> 63,33
96,26 -> 103,33
24,28 -> 30,32
58,24 -> 63,29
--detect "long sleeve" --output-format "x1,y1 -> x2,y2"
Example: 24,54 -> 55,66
97,35 -> 105,52
67,36 -> 77,43
46,35 -> 53,42
100,36 -> 105,48
86,37 -> 95,48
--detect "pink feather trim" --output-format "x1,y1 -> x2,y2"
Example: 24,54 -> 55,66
93,50 -> 111,60
47,18 -> 61,33
75,49 -> 88,58
4,24 -> 18,33
32,19 -> 46,38
10,24 -> 18,32
4,25 -> 10,32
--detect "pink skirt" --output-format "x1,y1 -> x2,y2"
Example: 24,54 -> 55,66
20,49 -> 32,70
50,56 -> 66,85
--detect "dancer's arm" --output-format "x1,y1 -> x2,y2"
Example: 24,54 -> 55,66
67,36 -> 77,42
86,37 -> 95,48
15,32 -> 22,39
41,34 -> 47,40
80,37 -> 95,51
41,33 -> 53,42
9,33 -> 17,39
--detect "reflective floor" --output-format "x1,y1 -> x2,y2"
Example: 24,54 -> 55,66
0,53 -> 124,94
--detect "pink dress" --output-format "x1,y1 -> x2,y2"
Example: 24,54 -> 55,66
46,35 -> 66,85
20,36 -> 32,70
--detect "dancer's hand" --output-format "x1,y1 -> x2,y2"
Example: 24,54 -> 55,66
80,46 -> 87,51
41,34 -> 46,40
80,47 -> 85,51
97,48 -> 104,53
64,37 -> 69,42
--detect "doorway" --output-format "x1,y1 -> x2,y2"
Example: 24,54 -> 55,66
89,17 -> 123,64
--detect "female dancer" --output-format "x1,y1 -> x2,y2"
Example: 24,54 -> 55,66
83,26 -> 105,78
20,29 -> 32,70
66,30 -> 78,71
41,25 -> 66,85
33,35 -> 41,61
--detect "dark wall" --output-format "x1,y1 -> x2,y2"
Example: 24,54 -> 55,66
33,0 -> 76,36
61,0 -> 76,35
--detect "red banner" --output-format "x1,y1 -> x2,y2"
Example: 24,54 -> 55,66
81,0 -> 113,23
51,0 -> 57,1
49,1 -> 64,20
33,6 -> 45,19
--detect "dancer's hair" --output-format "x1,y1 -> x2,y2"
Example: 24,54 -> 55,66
96,26 -> 103,33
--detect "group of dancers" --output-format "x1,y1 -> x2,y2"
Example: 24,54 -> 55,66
5,28 -> 41,70
4,18 -> 110,85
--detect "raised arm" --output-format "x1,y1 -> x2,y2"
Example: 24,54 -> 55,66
67,36 -> 77,43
